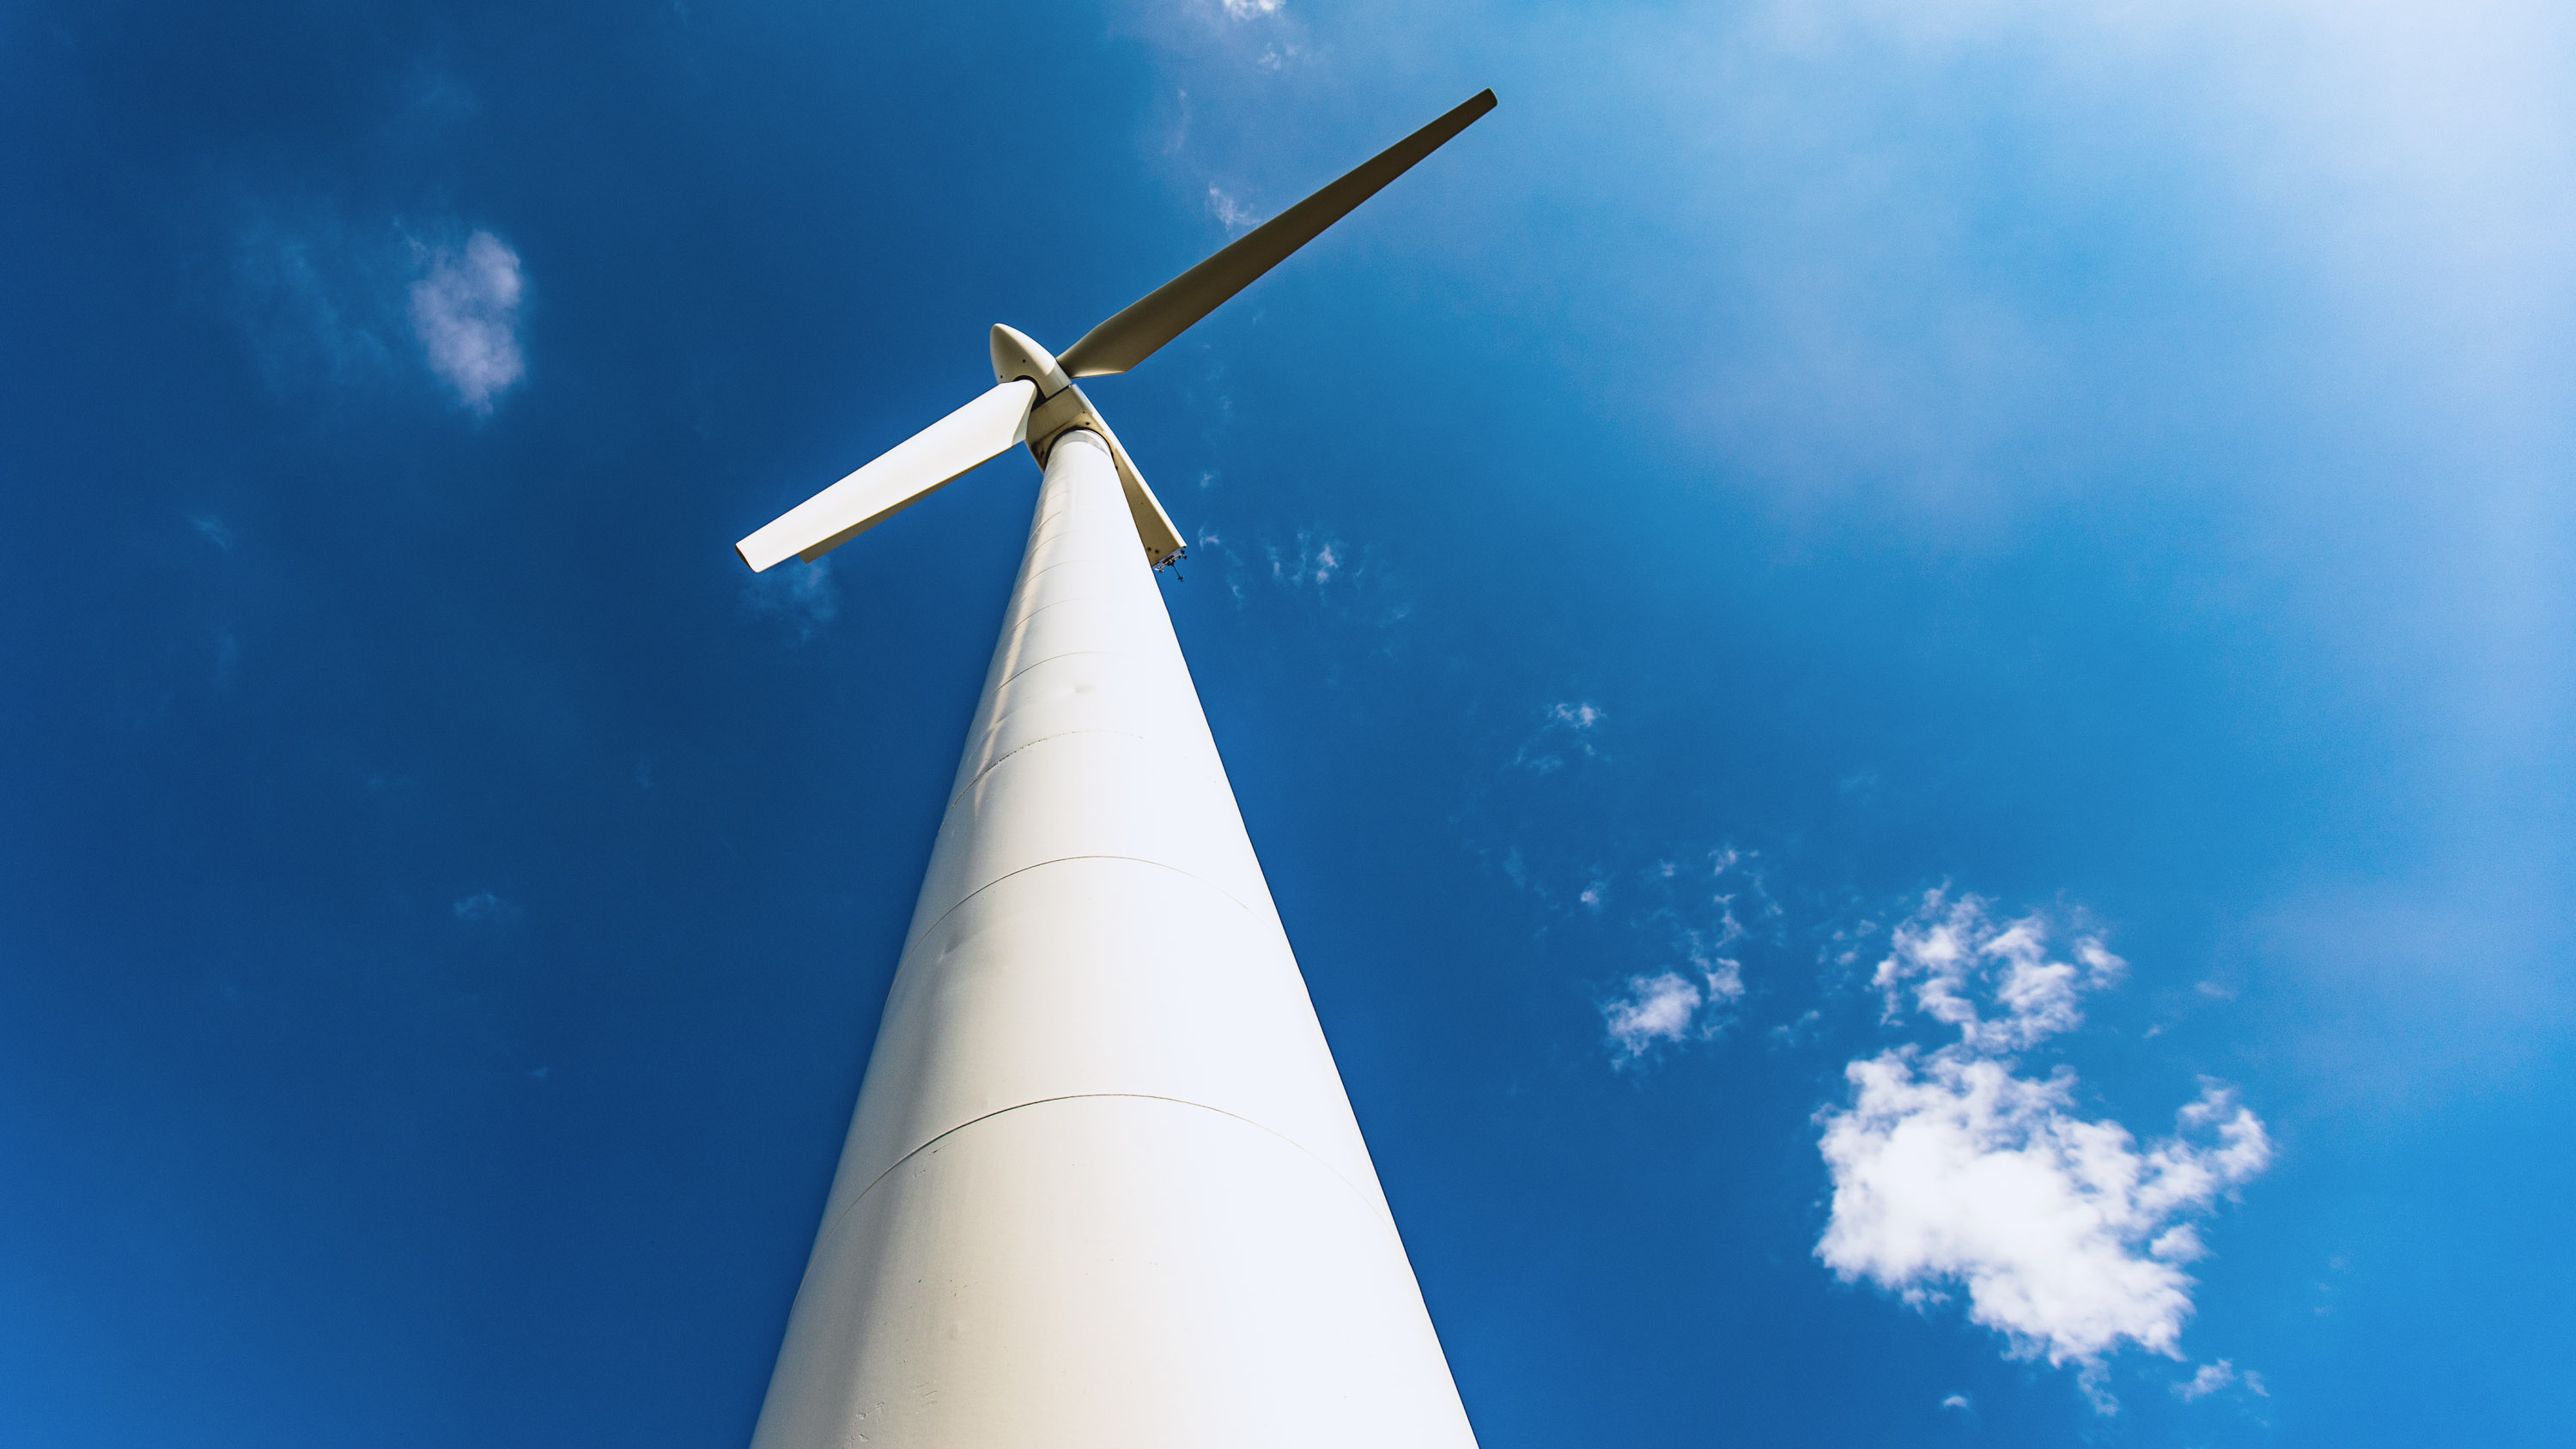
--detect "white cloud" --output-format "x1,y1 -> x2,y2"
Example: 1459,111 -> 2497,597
741,555 -> 841,645
1516,700 -> 1607,773
1819,1058 -> 2269,1369
1769,1008 -> 1823,1048
2173,1357 -> 2266,1401
1206,184 -> 1262,233
1601,894 -> 1752,1062
1683,930 -> 1746,1002
1200,524 -> 1406,623
2178,1085 -> 2275,1187
1817,894 -> 2272,1396
1548,846 -> 1764,1064
1872,889 -> 2124,1052
1265,530 -> 1346,588
452,891 -> 519,924
1602,971 -> 1714,1058
1218,0 -> 1283,17
410,230 -> 526,413
1938,1392 -> 1970,1411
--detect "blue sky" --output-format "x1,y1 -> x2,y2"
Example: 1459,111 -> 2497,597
3,0 -> 2572,1443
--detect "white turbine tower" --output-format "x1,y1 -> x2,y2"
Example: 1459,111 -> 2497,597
735,90 -> 1497,1449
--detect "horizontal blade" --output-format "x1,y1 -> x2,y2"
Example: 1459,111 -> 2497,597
1055,88 -> 1497,379
735,379 -> 1038,572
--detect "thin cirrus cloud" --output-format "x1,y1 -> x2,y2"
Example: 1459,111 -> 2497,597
408,230 -> 526,413
1814,891 -> 2272,1404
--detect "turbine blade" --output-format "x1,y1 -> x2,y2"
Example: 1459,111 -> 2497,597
735,379 -> 1039,572
1055,88 -> 1497,379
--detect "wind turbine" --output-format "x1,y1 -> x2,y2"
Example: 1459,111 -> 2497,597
735,90 -> 1497,1449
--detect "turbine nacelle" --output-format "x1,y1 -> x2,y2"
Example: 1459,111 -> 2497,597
984,323 -> 1177,563
733,88 -> 1498,576
989,324 -> 1071,399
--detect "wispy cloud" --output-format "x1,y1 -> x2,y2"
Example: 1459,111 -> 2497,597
1872,888 -> 2125,1052
1206,184 -> 1262,234
229,208 -> 528,415
228,209 -> 399,389
1815,893 -> 2271,1401
190,514 -> 235,550
1590,847 -> 1765,1062
1516,699 -> 1607,773
1769,1008 -> 1822,1048
409,230 -> 526,413
741,555 -> 841,644
1196,524 -> 1413,630
452,891 -> 519,924
2174,1357 -> 2265,1402
1266,530 -> 1345,588
1601,960 -> 1747,1063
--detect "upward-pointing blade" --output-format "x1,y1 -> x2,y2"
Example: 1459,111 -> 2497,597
735,379 -> 1039,572
1054,89 -> 1497,379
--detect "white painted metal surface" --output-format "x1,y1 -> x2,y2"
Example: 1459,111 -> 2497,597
734,379 -> 1038,572
1015,381 -> 1185,568
747,430 -> 1479,1449
987,323 -> 1072,399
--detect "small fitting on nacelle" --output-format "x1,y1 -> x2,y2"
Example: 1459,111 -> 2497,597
990,324 -> 1072,398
